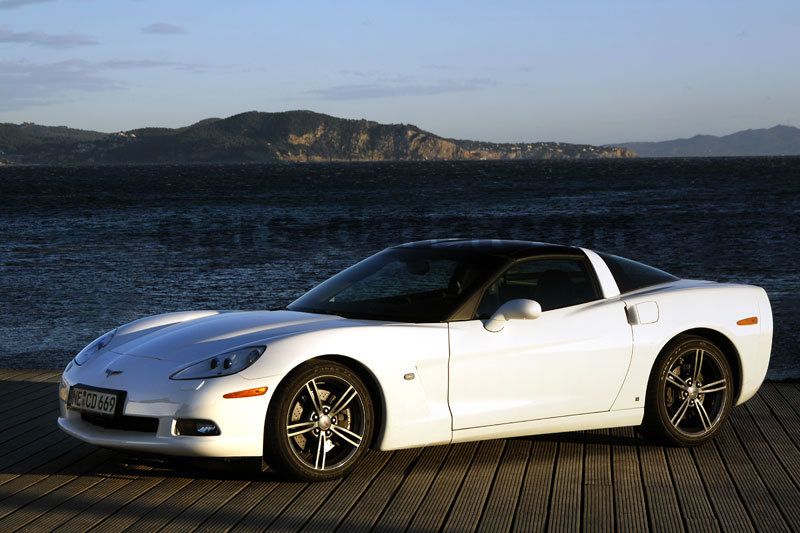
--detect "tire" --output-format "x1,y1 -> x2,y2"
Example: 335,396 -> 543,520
642,335 -> 734,446
264,360 -> 374,481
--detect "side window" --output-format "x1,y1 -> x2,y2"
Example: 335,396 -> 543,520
598,252 -> 678,294
476,257 -> 600,318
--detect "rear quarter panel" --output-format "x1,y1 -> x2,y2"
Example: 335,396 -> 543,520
612,280 -> 771,411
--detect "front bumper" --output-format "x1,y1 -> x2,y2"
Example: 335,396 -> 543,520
58,353 -> 281,458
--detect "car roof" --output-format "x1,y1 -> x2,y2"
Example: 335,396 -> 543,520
393,239 -> 583,260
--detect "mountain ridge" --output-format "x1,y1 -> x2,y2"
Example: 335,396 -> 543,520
613,125 -> 800,157
0,110 -> 634,165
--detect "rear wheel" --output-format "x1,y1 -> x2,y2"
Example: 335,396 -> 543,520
264,360 -> 374,481
642,335 -> 733,446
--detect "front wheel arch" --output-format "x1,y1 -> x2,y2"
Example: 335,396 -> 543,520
265,354 -> 385,450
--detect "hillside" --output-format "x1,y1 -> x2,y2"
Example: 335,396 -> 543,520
0,111 -> 635,165
615,125 -> 800,157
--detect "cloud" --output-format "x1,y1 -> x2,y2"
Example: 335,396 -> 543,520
142,22 -> 187,35
0,58 -> 203,111
308,78 -> 496,100
98,59 -> 202,71
0,26 -> 97,48
0,0 -> 53,9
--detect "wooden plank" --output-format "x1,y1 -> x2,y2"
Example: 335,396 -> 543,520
371,443 -> 450,532
665,446 -> 720,531
512,439 -> 557,533
477,440 -> 529,533
638,443 -> 684,532
15,475 -> 132,532
775,384 -> 800,418
0,381 -> 55,402
0,449 -> 119,529
0,370 -> 48,382
125,478 -> 224,532
261,479 -> 338,533
337,448 -> 423,533
691,441 -> 754,533
0,398 -> 60,431
1,385 -> 57,405
87,477 -> 195,532
0,442 -> 97,497
0,369 -> 23,379
161,479 -> 250,532
714,418 -> 790,531
609,426 -> 648,532
0,416 -> 63,458
53,476 -> 168,532
192,480 -> 281,533
582,429 -> 613,533
230,480 -> 306,532
547,437 -> 584,532
729,406 -> 800,529
408,442 -> 479,532
0,384 -> 58,413
759,384 -> 800,451
442,439 -> 506,533
745,394 -> 800,487
0,412 -> 62,448
0,412 -> 65,453
0,369 -> 61,380
6,369 -> 62,381
0,370 -> 60,384
298,450 -> 394,532
0,430 -> 76,477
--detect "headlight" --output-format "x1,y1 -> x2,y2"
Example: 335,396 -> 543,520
170,346 -> 266,380
74,329 -> 117,366
58,379 -> 69,402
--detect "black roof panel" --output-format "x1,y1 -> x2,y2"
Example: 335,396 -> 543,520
394,239 -> 582,259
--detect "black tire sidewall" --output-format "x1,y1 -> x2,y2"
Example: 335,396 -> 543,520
264,360 -> 374,481
646,336 -> 733,446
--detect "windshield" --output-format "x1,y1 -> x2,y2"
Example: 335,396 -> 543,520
288,248 -> 506,322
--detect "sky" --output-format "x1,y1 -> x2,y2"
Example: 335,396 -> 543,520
1,0 -> 798,144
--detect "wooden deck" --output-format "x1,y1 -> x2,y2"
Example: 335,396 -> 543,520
1,369 -> 799,532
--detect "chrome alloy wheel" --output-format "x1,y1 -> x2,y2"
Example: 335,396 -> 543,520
285,375 -> 366,471
664,348 -> 729,436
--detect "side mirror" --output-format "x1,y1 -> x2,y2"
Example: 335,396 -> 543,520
483,299 -> 542,332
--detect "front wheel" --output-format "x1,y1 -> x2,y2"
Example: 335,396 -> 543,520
642,335 -> 733,446
264,360 -> 374,481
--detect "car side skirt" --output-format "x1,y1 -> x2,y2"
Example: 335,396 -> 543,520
448,408 -> 644,445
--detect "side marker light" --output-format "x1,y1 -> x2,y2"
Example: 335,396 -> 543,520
223,386 -> 268,399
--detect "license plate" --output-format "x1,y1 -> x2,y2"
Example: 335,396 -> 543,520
68,387 -> 121,417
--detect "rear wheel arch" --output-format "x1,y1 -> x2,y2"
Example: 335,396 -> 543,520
657,328 -> 742,403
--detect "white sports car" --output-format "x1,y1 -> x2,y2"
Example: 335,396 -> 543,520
58,239 -> 772,480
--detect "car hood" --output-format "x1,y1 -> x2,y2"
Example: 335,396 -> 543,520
109,310 -> 345,363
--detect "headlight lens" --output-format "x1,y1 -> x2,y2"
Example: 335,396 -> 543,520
74,329 -> 117,366
58,379 -> 69,402
170,346 -> 266,380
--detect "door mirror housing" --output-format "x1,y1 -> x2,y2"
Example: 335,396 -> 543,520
483,299 -> 543,332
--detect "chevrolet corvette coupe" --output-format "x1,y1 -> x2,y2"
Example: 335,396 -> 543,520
58,239 -> 772,480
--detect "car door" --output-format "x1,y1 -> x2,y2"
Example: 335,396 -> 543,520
448,256 -> 632,430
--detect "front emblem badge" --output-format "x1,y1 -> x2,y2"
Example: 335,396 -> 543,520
105,369 -> 123,378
